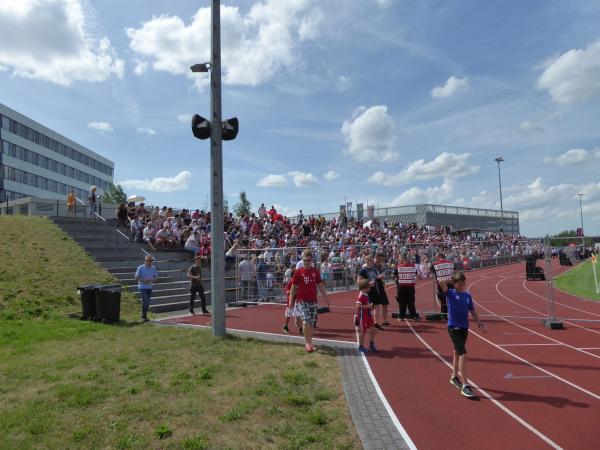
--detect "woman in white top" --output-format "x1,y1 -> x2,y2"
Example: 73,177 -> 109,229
185,233 -> 201,255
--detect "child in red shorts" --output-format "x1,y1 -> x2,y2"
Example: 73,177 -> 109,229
356,279 -> 377,353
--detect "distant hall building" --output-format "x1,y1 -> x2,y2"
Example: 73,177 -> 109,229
0,102 -> 114,202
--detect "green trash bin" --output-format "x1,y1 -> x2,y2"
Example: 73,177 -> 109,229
94,284 -> 122,323
78,284 -> 99,320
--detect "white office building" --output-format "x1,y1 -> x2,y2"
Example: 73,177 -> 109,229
0,102 -> 114,203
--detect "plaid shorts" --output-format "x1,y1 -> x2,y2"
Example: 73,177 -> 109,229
297,301 -> 318,326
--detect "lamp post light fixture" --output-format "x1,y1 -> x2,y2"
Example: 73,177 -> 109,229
577,193 -> 585,256
494,157 -> 505,233
189,0 -> 238,338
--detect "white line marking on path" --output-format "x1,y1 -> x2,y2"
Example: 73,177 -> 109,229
491,278 -> 600,360
504,372 -> 553,380
360,353 -> 418,450
498,343 -> 562,347
470,330 -> 600,400
405,320 -> 563,450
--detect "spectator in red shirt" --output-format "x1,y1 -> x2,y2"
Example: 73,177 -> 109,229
290,249 -> 327,353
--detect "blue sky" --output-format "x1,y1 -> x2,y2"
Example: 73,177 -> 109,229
1,0 -> 600,236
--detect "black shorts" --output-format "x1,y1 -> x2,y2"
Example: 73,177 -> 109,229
370,291 -> 389,306
448,327 -> 468,355
396,285 -> 415,304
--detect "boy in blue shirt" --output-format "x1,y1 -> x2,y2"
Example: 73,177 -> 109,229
439,272 -> 486,398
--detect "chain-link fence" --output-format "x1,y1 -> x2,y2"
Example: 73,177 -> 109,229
540,236 -> 600,325
233,239 -> 538,305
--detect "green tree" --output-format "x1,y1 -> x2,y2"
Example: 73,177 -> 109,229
553,230 -> 577,238
224,199 -> 230,215
101,184 -> 127,204
233,191 -> 251,217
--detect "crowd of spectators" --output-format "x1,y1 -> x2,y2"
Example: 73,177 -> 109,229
116,201 -> 539,300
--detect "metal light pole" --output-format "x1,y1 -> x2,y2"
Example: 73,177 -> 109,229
191,1 -> 225,337
577,193 -> 585,258
210,0 -> 226,337
494,157 -> 505,233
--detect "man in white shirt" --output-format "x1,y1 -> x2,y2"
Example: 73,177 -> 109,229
238,256 -> 253,301
143,223 -> 156,251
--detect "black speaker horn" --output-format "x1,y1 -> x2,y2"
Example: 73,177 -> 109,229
191,114 -> 211,140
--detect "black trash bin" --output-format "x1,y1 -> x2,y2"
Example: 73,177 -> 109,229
94,284 -> 122,324
78,284 -> 99,320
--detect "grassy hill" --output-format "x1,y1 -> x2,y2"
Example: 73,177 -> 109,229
0,216 -> 359,449
554,260 -> 600,302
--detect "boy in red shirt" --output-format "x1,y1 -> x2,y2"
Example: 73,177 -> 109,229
356,278 -> 377,352
290,249 -> 327,353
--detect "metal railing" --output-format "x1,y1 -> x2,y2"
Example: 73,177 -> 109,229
0,196 -> 119,220
233,241 -> 534,304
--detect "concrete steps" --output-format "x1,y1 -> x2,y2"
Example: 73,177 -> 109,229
50,216 -> 235,314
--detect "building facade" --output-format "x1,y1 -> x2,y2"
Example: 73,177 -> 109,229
307,203 -> 520,234
0,102 -> 114,203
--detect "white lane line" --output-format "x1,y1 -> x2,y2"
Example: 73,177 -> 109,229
470,329 -> 600,400
522,278 -> 600,318
360,353 -> 418,450
498,344 -> 562,347
490,278 -> 600,360
578,347 -> 600,350
504,373 -> 552,380
405,320 -> 563,450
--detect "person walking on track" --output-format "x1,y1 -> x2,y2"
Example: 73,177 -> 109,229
431,252 -> 455,318
356,278 -> 377,353
282,268 -> 302,334
394,253 -> 420,320
439,272 -> 486,398
290,249 -> 328,353
357,254 -> 385,329
188,255 -> 209,315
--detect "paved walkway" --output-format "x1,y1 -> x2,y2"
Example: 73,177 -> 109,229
153,320 -> 413,450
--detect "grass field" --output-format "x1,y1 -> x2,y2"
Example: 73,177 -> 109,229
0,216 -> 360,449
554,260 -> 600,302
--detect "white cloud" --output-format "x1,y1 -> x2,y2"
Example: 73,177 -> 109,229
177,114 -> 193,123
119,170 -> 192,193
431,76 -> 469,99
126,0 -> 320,89
324,170 -> 340,181
469,177 -> 600,224
390,179 -> 459,206
288,171 -> 318,187
543,148 -> 598,166
298,9 -> 323,41
518,121 -> 542,133
256,171 -> 318,188
375,0 -> 394,7
537,40 -> 600,104
337,75 -> 352,92
133,60 -> 148,76
257,174 -> 288,188
368,152 -> 479,186
87,121 -> 113,133
137,127 -> 156,135
0,0 -> 124,86
342,105 -> 398,163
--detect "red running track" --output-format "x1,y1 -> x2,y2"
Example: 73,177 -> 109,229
159,263 -> 600,449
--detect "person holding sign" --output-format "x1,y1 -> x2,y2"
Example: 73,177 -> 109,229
394,254 -> 420,320
431,253 -> 455,317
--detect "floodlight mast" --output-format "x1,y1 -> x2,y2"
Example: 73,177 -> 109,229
495,157 -> 505,233
189,1 -> 225,338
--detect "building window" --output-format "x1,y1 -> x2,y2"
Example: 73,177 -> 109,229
6,117 -> 114,176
